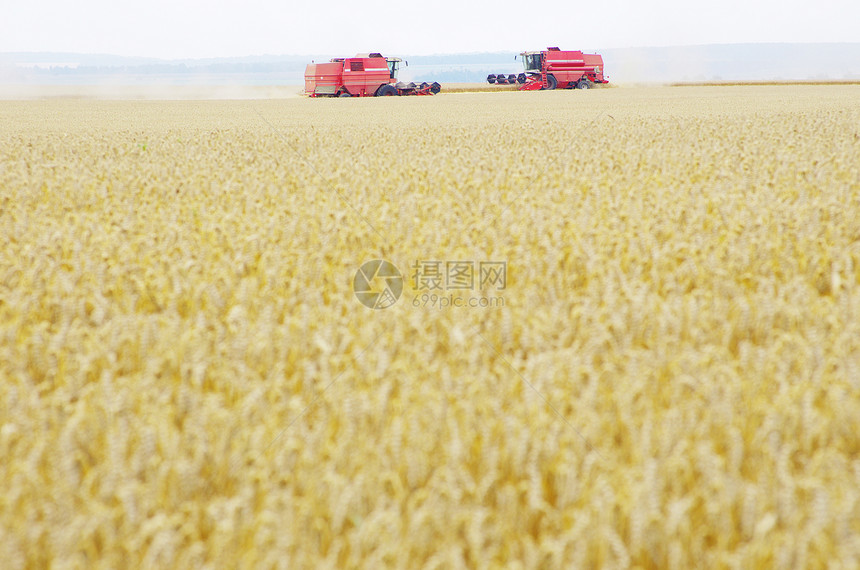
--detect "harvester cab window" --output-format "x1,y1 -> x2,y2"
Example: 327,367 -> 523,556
522,54 -> 541,73
349,60 -> 364,72
387,60 -> 399,79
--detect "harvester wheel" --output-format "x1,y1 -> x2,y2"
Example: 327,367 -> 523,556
376,84 -> 398,96
543,74 -> 558,90
487,74 -> 496,84
339,92 -> 352,97
576,79 -> 591,90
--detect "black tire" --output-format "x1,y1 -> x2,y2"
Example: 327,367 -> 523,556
576,79 -> 591,90
487,74 -> 496,84
338,92 -> 352,97
376,84 -> 398,97
543,74 -> 557,90
430,82 -> 441,94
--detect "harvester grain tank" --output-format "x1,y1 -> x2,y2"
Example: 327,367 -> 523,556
304,53 -> 441,97
488,47 -> 608,90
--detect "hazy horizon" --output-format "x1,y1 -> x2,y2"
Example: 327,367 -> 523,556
4,43 -> 860,87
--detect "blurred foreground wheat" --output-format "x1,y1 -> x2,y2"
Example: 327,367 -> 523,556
1,86 -> 859,568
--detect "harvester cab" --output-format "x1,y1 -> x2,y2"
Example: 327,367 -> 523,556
385,57 -> 403,80
520,51 -> 543,73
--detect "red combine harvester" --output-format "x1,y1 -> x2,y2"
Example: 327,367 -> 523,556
488,47 -> 607,90
305,53 -> 441,97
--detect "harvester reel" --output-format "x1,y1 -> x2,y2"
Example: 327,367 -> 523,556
517,73 -> 526,84
487,74 -> 496,84
430,82 -> 441,94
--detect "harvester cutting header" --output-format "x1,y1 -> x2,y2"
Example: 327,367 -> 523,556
488,47 -> 607,90
305,53 -> 441,97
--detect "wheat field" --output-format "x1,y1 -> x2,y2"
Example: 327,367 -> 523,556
1,86 -> 859,568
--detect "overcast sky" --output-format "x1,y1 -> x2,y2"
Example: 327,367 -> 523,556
2,0 -> 857,59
